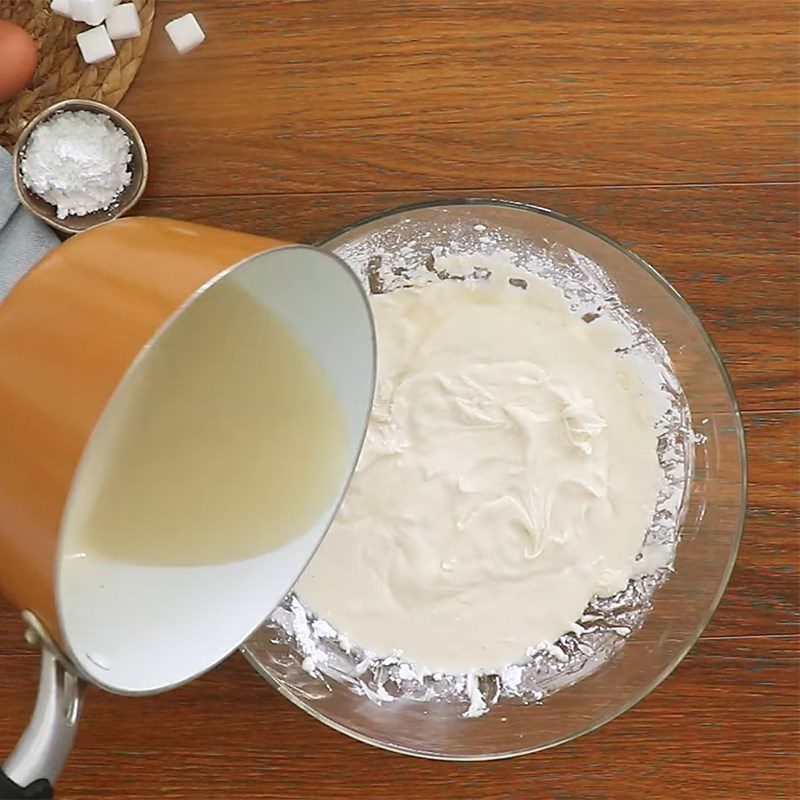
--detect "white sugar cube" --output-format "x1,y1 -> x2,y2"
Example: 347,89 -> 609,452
71,0 -> 112,26
165,13 -> 205,54
50,0 -> 73,18
105,4 -> 140,39
76,25 -> 116,64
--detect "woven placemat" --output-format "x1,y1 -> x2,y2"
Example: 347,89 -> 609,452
0,0 -> 155,148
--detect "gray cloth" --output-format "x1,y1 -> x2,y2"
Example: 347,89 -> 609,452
0,148 -> 59,301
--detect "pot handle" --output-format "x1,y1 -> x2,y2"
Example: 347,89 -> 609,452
0,773 -> 52,800
1,647 -> 83,799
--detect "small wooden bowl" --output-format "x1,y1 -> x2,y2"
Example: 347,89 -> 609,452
12,99 -> 148,235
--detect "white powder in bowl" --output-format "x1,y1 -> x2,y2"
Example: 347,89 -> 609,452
20,110 -> 132,219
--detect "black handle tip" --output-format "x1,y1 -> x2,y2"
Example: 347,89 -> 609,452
0,771 -> 53,800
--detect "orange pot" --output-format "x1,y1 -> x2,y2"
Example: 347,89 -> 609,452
0,217 -> 375,797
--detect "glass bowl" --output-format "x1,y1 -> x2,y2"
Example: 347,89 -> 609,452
242,200 -> 746,760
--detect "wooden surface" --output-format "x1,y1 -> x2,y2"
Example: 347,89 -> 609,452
1,0 -> 799,797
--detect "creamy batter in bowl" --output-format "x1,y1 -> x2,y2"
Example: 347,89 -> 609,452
243,200 -> 745,760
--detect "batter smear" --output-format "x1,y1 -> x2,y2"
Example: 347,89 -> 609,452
297,261 -> 662,674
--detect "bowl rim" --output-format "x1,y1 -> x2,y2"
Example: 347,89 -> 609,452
242,197 -> 748,761
11,98 -> 148,235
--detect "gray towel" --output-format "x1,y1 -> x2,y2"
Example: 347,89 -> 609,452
0,148 -> 59,301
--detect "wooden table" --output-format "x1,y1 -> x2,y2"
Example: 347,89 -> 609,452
2,1 -> 798,797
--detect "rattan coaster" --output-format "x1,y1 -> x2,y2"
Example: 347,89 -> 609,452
0,0 -> 155,148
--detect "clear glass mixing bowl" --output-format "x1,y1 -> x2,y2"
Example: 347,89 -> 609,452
242,200 -> 746,760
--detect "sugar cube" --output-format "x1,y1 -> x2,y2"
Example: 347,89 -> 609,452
76,25 -> 116,64
165,13 -> 205,54
50,0 -> 73,18
105,4 -> 141,39
71,0 -> 112,26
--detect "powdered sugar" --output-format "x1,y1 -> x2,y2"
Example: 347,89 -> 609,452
20,110 -> 132,219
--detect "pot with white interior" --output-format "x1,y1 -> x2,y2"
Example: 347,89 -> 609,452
0,217 -> 375,798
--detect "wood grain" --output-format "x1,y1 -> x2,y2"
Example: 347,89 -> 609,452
2,0 -> 798,796
0,635 -> 797,799
704,412 -> 799,639
121,0 -> 799,197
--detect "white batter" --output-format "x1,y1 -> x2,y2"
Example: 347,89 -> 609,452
297,264 -> 662,674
